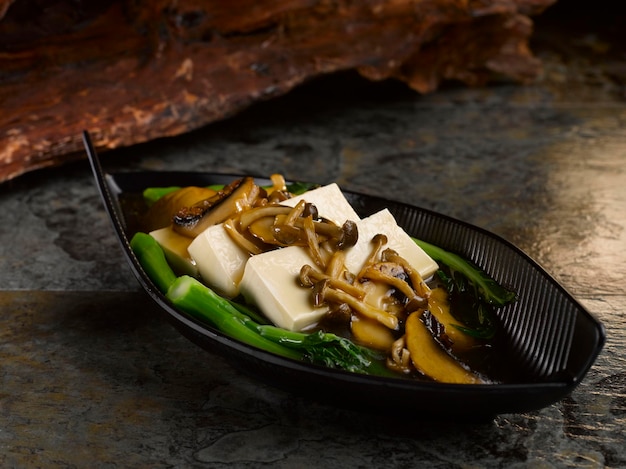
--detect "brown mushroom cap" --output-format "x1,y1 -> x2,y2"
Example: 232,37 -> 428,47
173,177 -> 261,238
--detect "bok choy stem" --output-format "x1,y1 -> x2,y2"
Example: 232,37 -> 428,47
130,232 -> 177,293
167,275 -> 303,360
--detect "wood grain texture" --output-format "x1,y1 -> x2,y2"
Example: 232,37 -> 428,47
0,0 -> 555,183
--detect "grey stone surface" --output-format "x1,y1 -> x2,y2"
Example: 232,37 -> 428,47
1,3 -> 625,467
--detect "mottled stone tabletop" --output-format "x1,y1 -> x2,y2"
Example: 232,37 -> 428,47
1,3 -> 625,468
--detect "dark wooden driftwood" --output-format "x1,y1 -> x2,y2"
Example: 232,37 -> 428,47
0,0 -> 555,182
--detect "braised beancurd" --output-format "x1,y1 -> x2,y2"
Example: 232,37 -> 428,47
130,174 -> 516,383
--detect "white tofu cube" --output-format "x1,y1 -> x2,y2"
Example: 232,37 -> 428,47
281,183 -> 360,225
239,246 -> 326,331
345,209 -> 439,280
187,224 -> 250,298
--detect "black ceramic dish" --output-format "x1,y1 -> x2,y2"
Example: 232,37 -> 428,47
83,131 -> 605,420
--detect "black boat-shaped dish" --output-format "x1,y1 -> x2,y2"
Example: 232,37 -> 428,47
83,131 -> 605,420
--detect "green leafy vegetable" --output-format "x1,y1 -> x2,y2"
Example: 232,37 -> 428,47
413,238 -> 517,307
256,325 -> 391,375
413,238 -> 517,340
285,181 -> 319,195
130,232 -> 390,376
436,267 -> 497,339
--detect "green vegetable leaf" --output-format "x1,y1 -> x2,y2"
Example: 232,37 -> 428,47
258,326 -> 393,375
285,181 -> 320,195
414,238 -> 517,307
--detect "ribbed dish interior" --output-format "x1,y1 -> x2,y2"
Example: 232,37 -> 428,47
355,197 -> 584,382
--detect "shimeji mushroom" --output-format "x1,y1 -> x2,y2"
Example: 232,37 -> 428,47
299,264 -> 366,300
359,263 -> 428,311
311,279 -> 399,330
223,218 -> 265,255
380,248 -> 431,299
355,233 -> 388,281
234,198 -> 358,269
387,336 -> 412,374
239,205 -> 294,236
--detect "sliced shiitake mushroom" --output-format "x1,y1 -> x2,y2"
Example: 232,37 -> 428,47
351,315 -> 396,351
427,288 -> 477,352
173,177 -> 261,238
404,310 -> 485,384
143,186 -> 218,232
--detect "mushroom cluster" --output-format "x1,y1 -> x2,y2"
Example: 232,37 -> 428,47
298,232 -> 486,384
297,234 -> 424,358
225,199 -> 358,262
